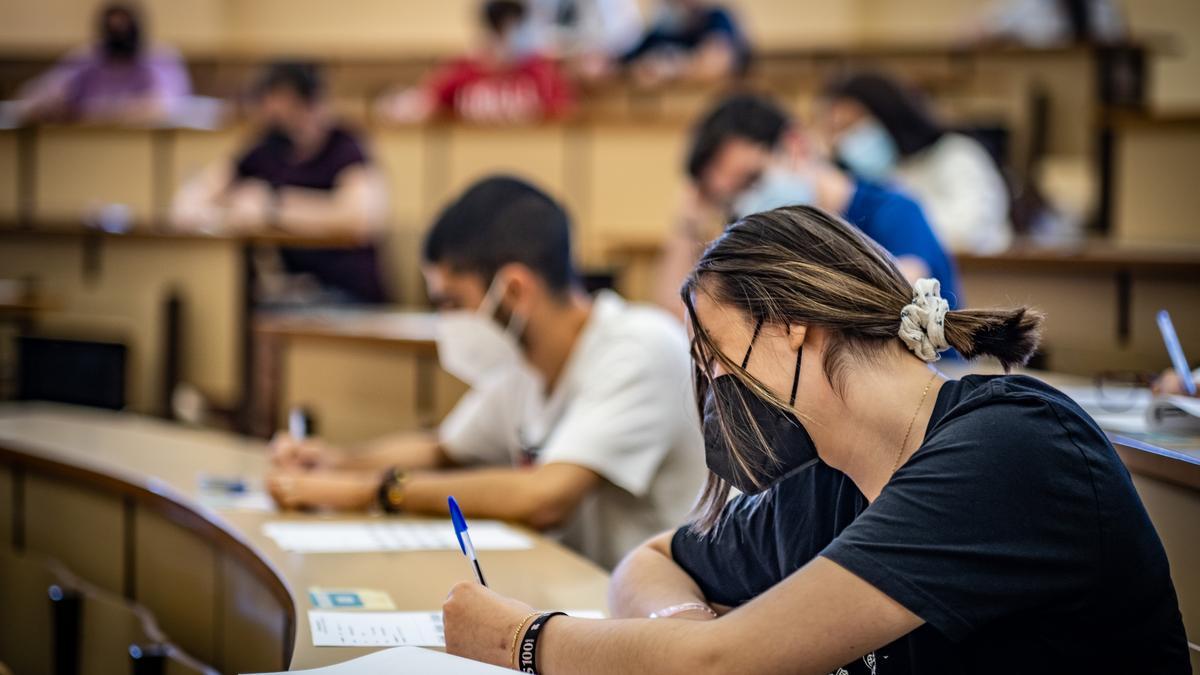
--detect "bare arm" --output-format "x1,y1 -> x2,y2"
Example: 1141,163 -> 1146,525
684,37 -> 738,82
343,430 -> 456,471
445,556 -> 923,675
269,429 -> 453,472
402,462 -> 602,531
170,162 -> 235,231
275,165 -> 388,238
267,454 -> 603,531
608,531 -> 716,619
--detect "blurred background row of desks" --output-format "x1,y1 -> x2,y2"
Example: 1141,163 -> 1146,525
6,222 -> 1198,444
1,103 -> 1198,284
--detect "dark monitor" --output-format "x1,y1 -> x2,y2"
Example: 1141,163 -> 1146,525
16,336 -> 127,410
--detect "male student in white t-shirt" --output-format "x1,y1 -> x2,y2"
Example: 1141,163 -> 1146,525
266,175 -> 706,567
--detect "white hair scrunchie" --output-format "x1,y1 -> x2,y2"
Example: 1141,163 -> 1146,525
899,278 -> 950,362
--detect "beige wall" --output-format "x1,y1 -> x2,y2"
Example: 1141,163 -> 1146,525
2,1 -> 1194,108
1125,0 -> 1200,111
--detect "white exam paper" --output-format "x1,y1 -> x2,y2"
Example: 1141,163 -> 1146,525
309,610 -> 445,647
309,609 -> 607,648
262,520 -> 533,553
242,645 -> 511,674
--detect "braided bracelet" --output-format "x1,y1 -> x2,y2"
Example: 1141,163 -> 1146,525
516,611 -> 565,674
509,612 -> 541,669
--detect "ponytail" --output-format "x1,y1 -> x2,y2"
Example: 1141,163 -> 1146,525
944,306 -> 1044,371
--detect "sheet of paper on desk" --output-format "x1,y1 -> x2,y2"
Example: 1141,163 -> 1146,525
1057,385 -> 1151,433
262,520 -> 533,553
310,610 -> 445,647
309,609 -> 607,647
243,645 -> 511,674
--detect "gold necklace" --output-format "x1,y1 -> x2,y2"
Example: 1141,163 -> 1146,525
894,371 -> 939,473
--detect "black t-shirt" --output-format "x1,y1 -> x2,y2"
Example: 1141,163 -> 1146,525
673,374 -> 1189,674
235,125 -> 387,304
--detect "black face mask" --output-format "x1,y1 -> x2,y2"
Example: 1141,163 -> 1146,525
103,26 -> 141,59
702,320 -> 819,494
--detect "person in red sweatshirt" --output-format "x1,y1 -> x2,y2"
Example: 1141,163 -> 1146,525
376,0 -> 572,124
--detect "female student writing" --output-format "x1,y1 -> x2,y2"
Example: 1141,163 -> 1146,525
441,205 -> 1189,674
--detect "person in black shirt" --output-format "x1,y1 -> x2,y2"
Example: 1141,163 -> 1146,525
171,61 -> 389,303
440,205 -> 1189,675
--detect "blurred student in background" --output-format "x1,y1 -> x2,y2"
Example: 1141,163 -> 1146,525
266,176 -> 705,569
171,62 -> 389,304
619,0 -> 749,88
376,0 -> 572,124
822,72 -> 1013,255
525,0 -> 642,78
14,3 -> 191,124
971,0 -> 1125,47
655,93 -> 960,319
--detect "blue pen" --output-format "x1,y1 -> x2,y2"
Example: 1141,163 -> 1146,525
1157,310 -> 1196,396
448,496 -> 487,586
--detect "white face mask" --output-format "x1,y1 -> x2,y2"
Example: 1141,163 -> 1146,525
731,165 -> 817,219
435,277 -> 528,387
836,119 -> 899,181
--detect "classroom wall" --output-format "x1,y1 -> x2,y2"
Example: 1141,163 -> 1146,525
2,0 -> 1194,109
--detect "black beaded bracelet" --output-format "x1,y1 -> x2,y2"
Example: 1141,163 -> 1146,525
516,611 -> 565,674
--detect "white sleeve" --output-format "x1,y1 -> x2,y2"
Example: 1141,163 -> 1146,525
438,384 -> 514,466
538,333 -> 692,497
909,137 -> 1012,254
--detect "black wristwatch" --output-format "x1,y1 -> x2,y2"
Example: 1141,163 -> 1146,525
377,467 -> 408,513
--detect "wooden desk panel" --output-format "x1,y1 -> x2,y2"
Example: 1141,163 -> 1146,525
1114,122 -> 1200,245
23,473 -> 126,596
0,403 -> 610,671
253,309 -> 462,443
0,232 -> 241,413
0,131 -> 17,222
0,463 -> 10,546
134,508 -> 220,667
33,128 -> 158,224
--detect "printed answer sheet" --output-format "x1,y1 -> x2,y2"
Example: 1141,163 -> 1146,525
308,609 -> 607,647
262,520 -> 533,553
243,645 -> 511,674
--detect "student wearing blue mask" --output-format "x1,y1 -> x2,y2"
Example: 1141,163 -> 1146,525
266,176 -> 705,569
822,72 -> 1013,255
654,93 -> 960,320
442,206 -> 1189,675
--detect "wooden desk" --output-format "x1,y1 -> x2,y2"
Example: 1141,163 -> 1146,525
252,308 -> 464,443
0,402 -> 609,672
0,225 -> 374,427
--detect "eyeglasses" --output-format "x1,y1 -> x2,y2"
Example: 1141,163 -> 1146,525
1092,370 -> 1157,412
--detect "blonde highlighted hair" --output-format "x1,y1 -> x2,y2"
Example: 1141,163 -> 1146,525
683,206 -> 1043,532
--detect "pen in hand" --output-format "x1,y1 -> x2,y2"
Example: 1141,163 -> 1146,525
288,406 -> 308,441
448,496 -> 487,587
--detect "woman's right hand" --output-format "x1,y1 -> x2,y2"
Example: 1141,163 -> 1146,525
269,433 -> 345,470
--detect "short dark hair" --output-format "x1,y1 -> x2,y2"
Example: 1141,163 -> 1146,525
422,175 -> 577,293
253,61 -> 324,104
686,93 -> 791,182
824,72 -> 944,157
482,0 -> 526,34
